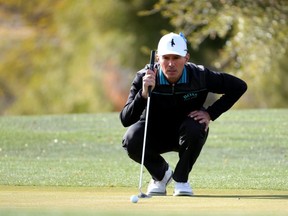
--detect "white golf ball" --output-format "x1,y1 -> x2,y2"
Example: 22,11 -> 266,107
130,195 -> 139,203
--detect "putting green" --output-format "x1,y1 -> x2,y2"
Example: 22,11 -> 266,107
0,186 -> 287,216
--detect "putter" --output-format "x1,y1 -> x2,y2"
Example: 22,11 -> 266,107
138,50 -> 155,199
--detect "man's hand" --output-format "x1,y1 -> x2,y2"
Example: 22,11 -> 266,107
142,69 -> 156,99
188,110 -> 211,132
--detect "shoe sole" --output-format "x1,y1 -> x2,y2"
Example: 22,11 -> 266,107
173,191 -> 194,196
147,191 -> 167,196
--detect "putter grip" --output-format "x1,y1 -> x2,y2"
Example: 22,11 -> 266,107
148,50 -> 155,97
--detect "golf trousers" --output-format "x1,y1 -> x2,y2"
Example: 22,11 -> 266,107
122,117 -> 209,182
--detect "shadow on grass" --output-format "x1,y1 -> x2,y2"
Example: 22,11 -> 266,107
193,194 -> 288,200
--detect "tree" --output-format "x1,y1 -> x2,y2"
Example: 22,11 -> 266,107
153,0 -> 288,108
0,0 -> 110,115
0,0 -> 171,114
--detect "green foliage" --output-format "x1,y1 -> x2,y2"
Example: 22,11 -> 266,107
0,0 -> 170,115
1,0 -> 288,114
154,0 -> 288,108
0,0 -> 111,114
0,0 -> 173,115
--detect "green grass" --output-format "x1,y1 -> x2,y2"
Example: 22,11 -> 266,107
1,186 -> 287,216
0,109 -> 288,215
0,113 -> 129,187
0,109 -> 287,189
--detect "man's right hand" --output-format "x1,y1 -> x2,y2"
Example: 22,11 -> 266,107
142,69 -> 156,99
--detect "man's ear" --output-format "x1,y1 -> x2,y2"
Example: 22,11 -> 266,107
156,55 -> 160,62
185,53 -> 190,62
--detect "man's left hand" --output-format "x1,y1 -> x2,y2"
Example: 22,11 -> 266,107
188,110 -> 211,132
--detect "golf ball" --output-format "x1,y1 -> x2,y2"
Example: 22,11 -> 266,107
130,195 -> 139,203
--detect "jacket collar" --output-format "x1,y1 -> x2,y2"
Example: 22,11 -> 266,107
158,66 -> 187,85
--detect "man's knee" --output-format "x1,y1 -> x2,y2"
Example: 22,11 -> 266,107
180,118 -> 206,138
178,118 -> 208,150
122,123 -> 144,161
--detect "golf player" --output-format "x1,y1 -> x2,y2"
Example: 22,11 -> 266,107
120,32 -> 247,196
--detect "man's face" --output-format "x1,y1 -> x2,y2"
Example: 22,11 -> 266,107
157,54 -> 189,84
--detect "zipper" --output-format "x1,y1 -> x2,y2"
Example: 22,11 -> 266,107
172,83 -> 175,94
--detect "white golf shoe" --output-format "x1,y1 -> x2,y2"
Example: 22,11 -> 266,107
173,182 -> 193,196
147,167 -> 173,196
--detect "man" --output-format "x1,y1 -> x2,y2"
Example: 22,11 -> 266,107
120,32 -> 247,196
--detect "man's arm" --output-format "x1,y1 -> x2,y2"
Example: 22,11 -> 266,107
119,71 -> 147,127
205,69 -> 248,121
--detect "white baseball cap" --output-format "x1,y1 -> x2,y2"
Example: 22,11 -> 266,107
157,32 -> 188,57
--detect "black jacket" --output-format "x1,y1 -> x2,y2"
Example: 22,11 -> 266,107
120,62 -> 247,128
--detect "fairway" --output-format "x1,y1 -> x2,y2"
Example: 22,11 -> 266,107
0,109 -> 288,215
0,186 -> 287,216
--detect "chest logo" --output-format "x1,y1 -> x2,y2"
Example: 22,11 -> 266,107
183,92 -> 197,101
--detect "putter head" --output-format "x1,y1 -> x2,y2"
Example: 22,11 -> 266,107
138,192 -> 151,198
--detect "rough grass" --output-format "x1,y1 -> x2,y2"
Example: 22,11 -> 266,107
0,109 -> 287,189
0,109 -> 288,215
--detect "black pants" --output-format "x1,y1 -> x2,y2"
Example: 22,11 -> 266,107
122,117 -> 209,182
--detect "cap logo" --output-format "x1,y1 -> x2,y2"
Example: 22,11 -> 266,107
170,39 -> 175,47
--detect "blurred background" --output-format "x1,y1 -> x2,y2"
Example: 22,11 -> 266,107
0,0 -> 287,115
